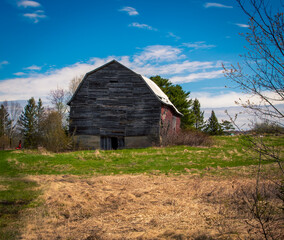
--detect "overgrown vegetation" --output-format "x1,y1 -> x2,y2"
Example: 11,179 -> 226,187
0,136 -> 282,176
160,129 -> 212,147
0,135 -> 283,239
252,121 -> 284,135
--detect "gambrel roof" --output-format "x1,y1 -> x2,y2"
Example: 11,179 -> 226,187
67,60 -> 183,116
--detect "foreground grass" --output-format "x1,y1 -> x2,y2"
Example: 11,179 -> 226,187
0,135 -> 283,239
0,178 -> 39,240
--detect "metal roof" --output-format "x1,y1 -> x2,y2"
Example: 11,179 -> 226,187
68,60 -> 183,116
140,75 -> 183,116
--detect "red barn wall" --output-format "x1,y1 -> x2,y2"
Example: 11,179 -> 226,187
160,105 -> 181,136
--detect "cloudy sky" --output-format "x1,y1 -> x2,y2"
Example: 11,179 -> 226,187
0,0 -> 280,125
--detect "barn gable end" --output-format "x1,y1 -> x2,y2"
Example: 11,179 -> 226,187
68,60 -> 182,149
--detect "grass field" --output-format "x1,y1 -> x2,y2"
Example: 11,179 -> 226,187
1,136 -> 280,176
0,135 -> 283,239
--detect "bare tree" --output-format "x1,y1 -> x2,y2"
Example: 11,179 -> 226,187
223,1 -> 284,238
224,0 -> 284,125
48,87 -> 69,118
69,75 -> 84,96
3,101 -> 22,147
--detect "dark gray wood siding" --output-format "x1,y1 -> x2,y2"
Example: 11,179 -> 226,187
69,61 -> 161,141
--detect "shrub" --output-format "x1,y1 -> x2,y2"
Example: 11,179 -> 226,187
42,111 -> 73,152
252,122 -> 284,134
161,129 -> 212,147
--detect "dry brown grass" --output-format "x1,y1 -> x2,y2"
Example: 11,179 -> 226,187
0,184 -> 8,190
20,172 -> 284,240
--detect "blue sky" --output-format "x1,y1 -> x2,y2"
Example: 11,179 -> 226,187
0,0 -> 277,120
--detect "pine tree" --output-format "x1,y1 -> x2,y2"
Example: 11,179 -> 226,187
19,97 -> 38,148
0,104 -> 11,137
221,120 -> 235,132
36,98 -> 45,145
205,110 -> 223,135
150,76 -> 194,129
191,99 -> 204,130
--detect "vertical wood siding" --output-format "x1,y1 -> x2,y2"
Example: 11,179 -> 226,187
161,105 -> 181,135
69,61 -> 161,144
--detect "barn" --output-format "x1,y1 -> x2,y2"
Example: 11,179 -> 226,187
67,60 -> 182,150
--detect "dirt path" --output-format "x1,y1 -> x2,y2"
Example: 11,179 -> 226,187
21,174 -> 282,240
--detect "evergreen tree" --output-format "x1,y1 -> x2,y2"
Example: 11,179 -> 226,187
150,76 -> 194,129
19,97 -> 38,148
205,110 -> 223,135
36,98 -> 45,144
221,120 -> 235,132
191,99 -> 204,130
0,104 -> 11,137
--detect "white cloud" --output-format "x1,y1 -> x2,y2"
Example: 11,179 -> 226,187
202,86 -> 226,90
17,0 -> 41,8
192,91 -> 241,108
0,45 -> 224,103
122,60 -> 217,76
0,62 -> 98,101
235,23 -> 250,28
129,22 -> 157,31
198,92 -> 284,129
191,91 -> 283,108
14,72 -> 26,76
0,61 -> 9,68
23,10 -> 46,23
119,6 -> 139,16
202,106 -> 255,130
24,65 -> 41,70
167,32 -> 181,41
133,45 -> 183,64
204,3 -> 233,8
171,70 -> 224,83
183,41 -> 216,50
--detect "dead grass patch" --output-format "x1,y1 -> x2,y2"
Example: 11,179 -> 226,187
20,172 -> 284,240
0,184 -> 8,190
227,148 -> 242,156
13,148 -> 55,156
51,164 -> 75,172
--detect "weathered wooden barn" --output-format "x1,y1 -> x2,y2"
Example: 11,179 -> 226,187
67,60 -> 182,150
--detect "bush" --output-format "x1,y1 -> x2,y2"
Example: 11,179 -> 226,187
161,129 -> 212,147
252,122 -> 284,134
42,112 -> 73,152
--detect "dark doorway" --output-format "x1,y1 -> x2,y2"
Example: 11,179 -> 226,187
111,137 -> 118,150
100,136 -> 125,150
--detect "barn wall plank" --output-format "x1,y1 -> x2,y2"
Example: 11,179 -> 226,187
69,61 -> 161,143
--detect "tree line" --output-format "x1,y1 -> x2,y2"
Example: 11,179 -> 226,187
0,97 -> 72,152
0,74 -> 232,151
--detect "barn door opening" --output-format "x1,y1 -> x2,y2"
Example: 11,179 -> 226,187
111,137 -> 118,150
100,136 -> 125,150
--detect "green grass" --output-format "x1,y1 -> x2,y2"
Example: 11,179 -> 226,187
0,135 -> 283,239
0,151 -> 40,239
0,178 -> 40,240
1,135 -> 283,176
